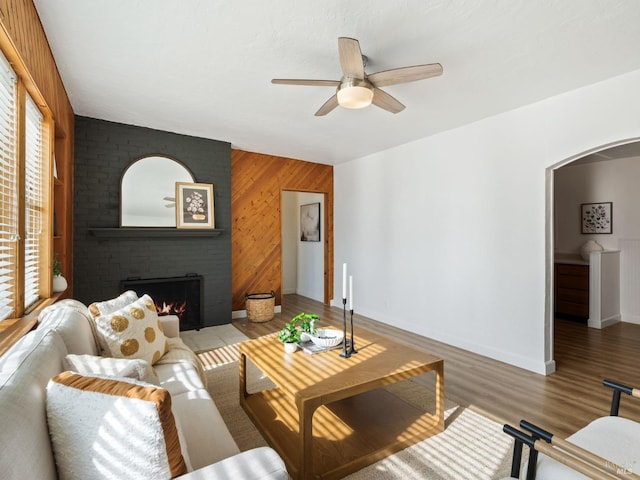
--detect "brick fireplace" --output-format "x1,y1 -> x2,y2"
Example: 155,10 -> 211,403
73,117 -> 231,327
121,275 -> 204,331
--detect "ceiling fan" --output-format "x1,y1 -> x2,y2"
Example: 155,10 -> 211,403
272,37 -> 443,116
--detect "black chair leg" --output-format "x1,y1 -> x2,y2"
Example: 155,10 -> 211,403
510,440 -> 523,478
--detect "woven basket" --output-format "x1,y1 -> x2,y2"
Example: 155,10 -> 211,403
245,291 -> 275,322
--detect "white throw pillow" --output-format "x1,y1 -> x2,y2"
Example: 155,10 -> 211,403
46,371 -> 187,480
88,290 -> 139,318
92,294 -> 169,365
63,354 -> 160,385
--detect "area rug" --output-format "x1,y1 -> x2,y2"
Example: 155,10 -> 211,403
180,324 -> 249,352
198,334 -> 518,480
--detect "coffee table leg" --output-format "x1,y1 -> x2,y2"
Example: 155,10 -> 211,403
239,352 -> 247,401
435,361 -> 445,430
297,399 -> 317,480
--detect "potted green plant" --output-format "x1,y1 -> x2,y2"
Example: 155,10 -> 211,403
52,253 -> 68,292
293,312 -> 319,342
278,320 -> 301,353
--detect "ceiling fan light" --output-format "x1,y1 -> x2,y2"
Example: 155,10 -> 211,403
337,79 -> 374,109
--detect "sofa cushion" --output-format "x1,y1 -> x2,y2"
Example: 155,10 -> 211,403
0,328 -> 67,480
155,361 -> 205,396
175,447 -> 287,480
47,371 -> 187,480
64,354 -> 160,385
88,290 -> 138,318
93,294 -> 169,365
171,389 -> 240,470
42,298 -> 93,321
38,300 -> 99,355
155,337 -> 207,392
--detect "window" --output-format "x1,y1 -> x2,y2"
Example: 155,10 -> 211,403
24,94 -> 45,310
0,50 -> 51,321
0,52 -> 17,320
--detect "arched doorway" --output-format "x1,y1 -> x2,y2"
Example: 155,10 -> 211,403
546,138 -> 640,371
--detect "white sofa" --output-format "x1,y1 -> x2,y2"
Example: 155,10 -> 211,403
0,299 -> 287,480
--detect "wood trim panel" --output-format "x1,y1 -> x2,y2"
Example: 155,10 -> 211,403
0,0 -> 73,137
231,150 -> 333,311
0,1 -> 74,287
0,1 -> 74,352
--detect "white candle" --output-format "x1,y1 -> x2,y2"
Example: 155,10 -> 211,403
342,263 -> 347,299
349,275 -> 353,310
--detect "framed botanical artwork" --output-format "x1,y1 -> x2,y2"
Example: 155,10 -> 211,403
175,182 -> 215,229
581,202 -> 612,234
300,202 -> 320,242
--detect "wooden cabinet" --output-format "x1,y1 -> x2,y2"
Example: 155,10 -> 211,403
555,263 -> 589,320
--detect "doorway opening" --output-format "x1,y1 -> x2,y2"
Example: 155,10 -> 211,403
547,138 -> 640,373
282,191 -> 326,306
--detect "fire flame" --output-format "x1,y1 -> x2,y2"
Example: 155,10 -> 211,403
157,300 -> 187,319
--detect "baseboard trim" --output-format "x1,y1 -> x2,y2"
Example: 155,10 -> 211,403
232,305 -> 282,320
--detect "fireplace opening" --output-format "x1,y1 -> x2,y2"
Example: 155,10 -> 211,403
120,275 -> 203,331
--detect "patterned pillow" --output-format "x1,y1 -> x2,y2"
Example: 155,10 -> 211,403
63,354 -> 160,385
46,371 -> 187,480
93,294 -> 168,365
88,290 -> 138,318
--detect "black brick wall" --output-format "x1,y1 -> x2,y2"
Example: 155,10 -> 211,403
73,116 -> 232,327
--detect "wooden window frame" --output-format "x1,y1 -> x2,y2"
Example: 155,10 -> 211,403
0,29 -> 56,356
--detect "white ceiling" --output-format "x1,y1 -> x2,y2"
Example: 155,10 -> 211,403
33,0 -> 640,165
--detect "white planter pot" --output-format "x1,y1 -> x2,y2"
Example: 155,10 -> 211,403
283,342 -> 298,353
52,275 -> 68,293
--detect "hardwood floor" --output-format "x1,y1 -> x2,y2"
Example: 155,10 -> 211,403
233,294 -> 640,438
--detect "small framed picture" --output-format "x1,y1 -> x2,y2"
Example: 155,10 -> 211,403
176,182 -> 215,229
300,202 -> 320,242
581,202 -> 612,234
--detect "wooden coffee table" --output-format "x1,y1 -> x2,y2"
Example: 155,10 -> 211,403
239,327 -> 445,480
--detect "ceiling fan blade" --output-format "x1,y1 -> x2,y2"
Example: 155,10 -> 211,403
338,37 -> 365,78
272,79 -> 340,87
315,94 -> 339,116
368,63 -> 443,87
372,88 -> 405,114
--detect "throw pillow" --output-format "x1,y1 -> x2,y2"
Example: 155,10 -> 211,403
93,294 -> 169,365
46,371 -> 187,480
63,354 -> 160,385
88,290 -> 139,318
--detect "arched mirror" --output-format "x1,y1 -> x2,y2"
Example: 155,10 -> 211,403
120,155 -> 195,227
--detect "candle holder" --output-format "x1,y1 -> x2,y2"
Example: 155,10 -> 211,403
340,298 -> 351,358
348,309 -> 358,355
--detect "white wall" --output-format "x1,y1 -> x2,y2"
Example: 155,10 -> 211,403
334,68 -> 640,375
555,157 -> 640,253
297,192 -> 324,301
555,157 -> 640,324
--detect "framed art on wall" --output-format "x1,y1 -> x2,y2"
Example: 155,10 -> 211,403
176,182 -> 215,228
581,202 -> 612,234
300,202 -> 320,241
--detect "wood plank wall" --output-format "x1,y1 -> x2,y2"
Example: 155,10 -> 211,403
231,150 -> 333,311
0,0 -> 73,136
0,0 -> 74,289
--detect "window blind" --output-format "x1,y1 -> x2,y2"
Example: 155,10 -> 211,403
24,93 -> 44,310
0,52 -> 17,320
